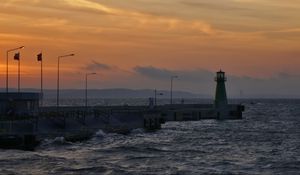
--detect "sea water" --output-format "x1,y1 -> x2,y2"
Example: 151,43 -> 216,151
0,99 -> 299,175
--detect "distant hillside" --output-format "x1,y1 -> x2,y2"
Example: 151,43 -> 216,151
2,88 -> 300,99
1,88 -> 210,99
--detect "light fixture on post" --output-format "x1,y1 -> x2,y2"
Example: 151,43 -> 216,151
6,46 -> 24,93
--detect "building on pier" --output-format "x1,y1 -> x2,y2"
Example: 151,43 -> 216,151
0,93 -> 40,118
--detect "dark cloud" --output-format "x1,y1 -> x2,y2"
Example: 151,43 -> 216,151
84,60 -> 112,71
134,66 -> 173,79
133,66 -> 214,82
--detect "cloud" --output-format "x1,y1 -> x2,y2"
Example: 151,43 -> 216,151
32,18 -> 69,27
2,0 -> 40,6
83,60 -> 113,71
181,1 -> 251,11
261,28 -> 300,40
133,66 -> 214,82
62,0 -> 216,35
62,0 -> 123,15
134,66 -> 173,80
0,0 -> 217,39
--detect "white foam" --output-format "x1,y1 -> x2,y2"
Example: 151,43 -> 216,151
95,129 -> 106,138
131,128 -> 145,134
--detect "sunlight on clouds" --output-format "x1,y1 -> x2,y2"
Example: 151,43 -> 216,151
191,21 -> 215,35
232,0 -> 259,2
61,0 -> 215,36
134,17 -> 215,35
63,0 -> 117,14
0,0 -> 300,89
2,0 -> 40,6
32,18 -> 69,27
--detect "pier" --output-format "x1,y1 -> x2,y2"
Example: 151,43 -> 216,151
0,71 -> 244,150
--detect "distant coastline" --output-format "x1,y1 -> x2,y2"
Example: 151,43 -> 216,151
0,88 -> 299,99
0,88 -> 209,99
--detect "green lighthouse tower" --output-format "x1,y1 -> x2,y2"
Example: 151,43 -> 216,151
214,70 -> 228,118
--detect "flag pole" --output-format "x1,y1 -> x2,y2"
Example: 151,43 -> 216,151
18,55 -> 20,93
41,53 -> 43,106
37,52 -> 43,106
14,52 -> 21,93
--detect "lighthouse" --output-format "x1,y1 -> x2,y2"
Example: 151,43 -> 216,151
214,70 -> 228,119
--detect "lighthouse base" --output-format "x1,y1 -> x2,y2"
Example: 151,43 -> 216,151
155,103 -> 245,122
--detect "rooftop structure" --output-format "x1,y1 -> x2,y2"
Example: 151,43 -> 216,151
0,93 -> 40,118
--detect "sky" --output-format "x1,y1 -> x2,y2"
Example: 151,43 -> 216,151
0,0 -> 300,97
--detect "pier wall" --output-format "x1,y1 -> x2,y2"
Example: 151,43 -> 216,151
0,103 -> 244,141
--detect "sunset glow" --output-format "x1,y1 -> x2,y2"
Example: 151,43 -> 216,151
1,0 -> 300,96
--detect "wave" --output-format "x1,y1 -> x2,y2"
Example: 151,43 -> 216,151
94,129 -> 107,138
130,128 -> 145,135
40,137 -> 73,148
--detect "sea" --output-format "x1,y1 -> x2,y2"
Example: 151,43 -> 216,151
0,99 -> 299,175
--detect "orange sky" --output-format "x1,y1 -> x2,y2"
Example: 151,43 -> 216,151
0,0 -> 300,95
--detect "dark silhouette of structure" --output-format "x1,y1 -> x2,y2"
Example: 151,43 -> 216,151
214,70 -> 230,119
215,70 -> 228,108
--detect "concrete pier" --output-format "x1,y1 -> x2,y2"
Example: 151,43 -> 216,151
0,70 -> 245,150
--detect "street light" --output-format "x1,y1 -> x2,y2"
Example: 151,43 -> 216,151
57,53 -> 74,110
170,75 -> 178,105
154,89 -> 164,106
85,72 -> 96,108
6,46 -> 24,93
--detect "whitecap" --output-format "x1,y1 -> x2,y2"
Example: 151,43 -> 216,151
130,128 -> 145,134
95,129 -> 107,138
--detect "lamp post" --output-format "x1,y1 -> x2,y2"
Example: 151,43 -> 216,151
85,72 -> 96,108
57,53 -> 74,110
154,89 -> 164,106
6,46 -> 24,93
170,75 -> 178,105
